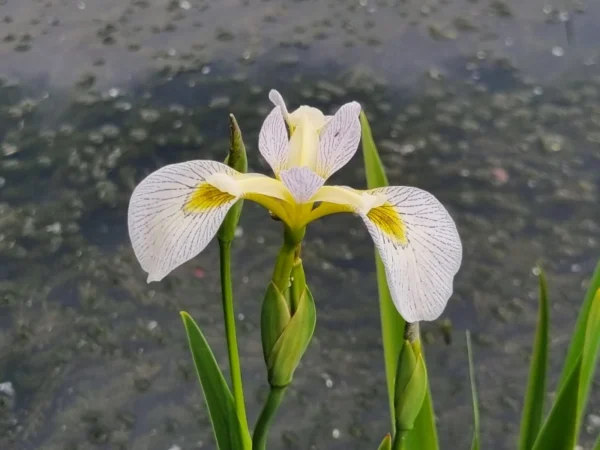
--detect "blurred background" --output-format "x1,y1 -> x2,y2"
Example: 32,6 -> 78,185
0,0 -> 599,449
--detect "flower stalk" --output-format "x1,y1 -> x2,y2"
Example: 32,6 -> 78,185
252,386 -> 287,450
217,114 -> 248,432
254,229 -> 316,448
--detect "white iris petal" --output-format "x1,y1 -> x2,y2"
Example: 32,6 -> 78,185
128,160 -> 238,283
360,186 -> 462,322
258,106 -> 289,176
279,167 -> 326,204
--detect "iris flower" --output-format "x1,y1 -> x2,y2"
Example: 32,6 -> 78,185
128,90 -> 462,322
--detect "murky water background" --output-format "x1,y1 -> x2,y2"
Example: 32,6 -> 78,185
0,0 -> 599,449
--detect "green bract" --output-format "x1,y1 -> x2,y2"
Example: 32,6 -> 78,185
218,113 -> 248,243
261,258 -> 316,387
394,339 -> 428,433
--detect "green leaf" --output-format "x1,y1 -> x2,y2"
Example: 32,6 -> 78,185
558,261 -> 600,390
360,111 -> 438,449
360,111 -> 403,428
593,433 -> 600,450
361,111 -> 390,188
180,312 -> 251,450
577,288 -> 600,434
466,331 -> 480,450
519,269 -> 550,450
531,356 -> 582,450
378,434 -> 392,450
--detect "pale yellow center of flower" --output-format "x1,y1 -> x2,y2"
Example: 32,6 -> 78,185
205,172 -> 244,197
310,186 -> 407,244
286,106 -> 327,171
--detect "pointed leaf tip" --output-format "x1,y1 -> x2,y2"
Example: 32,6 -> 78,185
180,312 -> 251,449
377,433 -> 392,450
518,269 -> 549,450
467,331 -> 480,450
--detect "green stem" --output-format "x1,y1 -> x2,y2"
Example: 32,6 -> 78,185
218,239 -> 248,433
289,256 -> 305,314
271,227 -> 305,293
272,241 -> 297,293
252,386 -> 287,450
392,431 -> 406,450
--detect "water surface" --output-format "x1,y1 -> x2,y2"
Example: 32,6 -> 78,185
1,1 -> 600,449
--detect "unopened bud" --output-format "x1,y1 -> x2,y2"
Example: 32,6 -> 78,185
394,323 -> 428,432
260,260 -> 316,387
217,114 -> 248,242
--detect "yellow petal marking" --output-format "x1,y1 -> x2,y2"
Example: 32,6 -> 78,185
307,185 -> 406,243
189,172 -> 297,225
367,203 -> 407,246
184,183 -> 236,212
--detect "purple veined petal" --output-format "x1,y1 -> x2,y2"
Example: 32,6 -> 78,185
316,101 -> 362,179
258,105 -> 289,176
279,167 -> 326,204
269,89 -> 290,120
128,160 -> 238,282
359,186 -> 462,322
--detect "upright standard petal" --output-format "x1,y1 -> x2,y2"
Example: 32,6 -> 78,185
316,101 -> 362,179
268,89 -> 290,120
279,167 -> 325,204
359,186 -> 462,322
128,160 -> 238,283
258,106 -> 289,176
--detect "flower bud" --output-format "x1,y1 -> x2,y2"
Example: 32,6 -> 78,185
394,324 -> 428,432
217,114 -> 248,242
260,260 -> 316,387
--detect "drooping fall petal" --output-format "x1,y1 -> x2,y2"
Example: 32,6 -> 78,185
311,184 -> 462,322
128,160 -> 239,282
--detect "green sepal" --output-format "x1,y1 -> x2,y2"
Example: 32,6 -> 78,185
394,339 -> 428,432
377,434 -> 392,450
180,312 -> 251,450
217,113 -> 248,243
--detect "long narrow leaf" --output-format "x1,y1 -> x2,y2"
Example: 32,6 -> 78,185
180,312 -> 251,450
361,111 -> 404,428
576,288 -> 600,434
531,356 -> 582,450
519,269 -> 550,450
558,261 -> 600,390
466,331 -> 480,450
593,433 -> 600,450
360,111 -> 439,449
